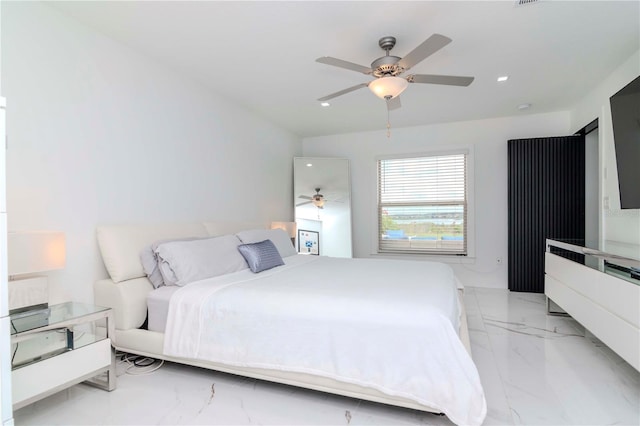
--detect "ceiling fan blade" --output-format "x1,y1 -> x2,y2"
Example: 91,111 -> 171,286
318,83 -> 368,102
409,74 -> 474,87
298,195 -> 313,200
316,57 -> 372,75
397,34 -> 452,72
296,200 -> 312,206
386,96 -> 402,111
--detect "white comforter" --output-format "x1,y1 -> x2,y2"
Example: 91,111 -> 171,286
163,255 -> 486,426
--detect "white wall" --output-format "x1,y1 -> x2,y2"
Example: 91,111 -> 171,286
1,2 -> 301,304
303,112 -> 571,288
318,205 -> 352,258
570,49 -> 640,245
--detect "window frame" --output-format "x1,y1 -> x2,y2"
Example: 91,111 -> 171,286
374,147 -> 475,259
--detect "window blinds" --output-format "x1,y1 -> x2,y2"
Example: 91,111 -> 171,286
377,153 -> 467,255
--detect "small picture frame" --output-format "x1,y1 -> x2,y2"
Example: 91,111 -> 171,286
298,230 -> 319,255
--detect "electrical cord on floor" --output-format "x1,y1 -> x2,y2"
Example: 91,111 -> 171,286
116,350 -> 164,375
10,320 -> 18,365
11,344 -> 18,365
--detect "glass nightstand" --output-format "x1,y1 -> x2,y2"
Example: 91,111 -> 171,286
10,302 -> 116,410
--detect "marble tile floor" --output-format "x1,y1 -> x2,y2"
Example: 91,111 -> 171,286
14,288 -> 640,425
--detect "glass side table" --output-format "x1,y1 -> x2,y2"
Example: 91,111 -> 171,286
10,302 -> 116,410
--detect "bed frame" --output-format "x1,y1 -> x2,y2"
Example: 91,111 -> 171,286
94,221 -> 472,414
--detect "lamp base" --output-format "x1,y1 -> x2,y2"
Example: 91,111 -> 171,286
8,276 -> 49,315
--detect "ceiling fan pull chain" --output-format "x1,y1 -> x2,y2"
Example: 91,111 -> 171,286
387,108 -> 391,138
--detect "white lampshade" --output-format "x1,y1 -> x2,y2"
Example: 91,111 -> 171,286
8,231 -> 66,276
368,76 -> 409,99
270,222 -> 297,238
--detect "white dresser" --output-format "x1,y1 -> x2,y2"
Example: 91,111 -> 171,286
544,239 -> 639,372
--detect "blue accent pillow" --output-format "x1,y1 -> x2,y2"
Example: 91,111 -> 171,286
237,239 -> 285,273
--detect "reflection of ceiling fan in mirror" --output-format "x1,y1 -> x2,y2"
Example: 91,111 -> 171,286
297,188 -> 326,209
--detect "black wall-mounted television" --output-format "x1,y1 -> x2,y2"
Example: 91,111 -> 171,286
609,75 -> 640,209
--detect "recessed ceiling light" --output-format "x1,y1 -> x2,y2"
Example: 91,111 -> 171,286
497,76 -> 509,82
518,103 -> 532,110
320,102 -> 330,107
306,163 -> 313,167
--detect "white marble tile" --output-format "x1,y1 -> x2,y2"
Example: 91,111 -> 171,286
464,287 -> 488,334
473,288 -> 640,426
468,329 -> 514,426
12,288 -> 640,426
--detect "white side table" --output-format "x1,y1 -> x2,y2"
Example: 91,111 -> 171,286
10,302 -> 116,409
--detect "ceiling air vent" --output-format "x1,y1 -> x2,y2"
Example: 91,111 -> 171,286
515,0 -> 540,6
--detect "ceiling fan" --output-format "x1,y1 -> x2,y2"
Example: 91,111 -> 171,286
297,188 -> 326,209
316,34 -> 474,110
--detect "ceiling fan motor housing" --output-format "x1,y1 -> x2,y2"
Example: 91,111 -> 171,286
372,36 -> 404,77
371,56 -> 404,77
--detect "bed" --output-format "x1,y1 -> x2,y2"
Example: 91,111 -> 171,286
94,221 -> 486,426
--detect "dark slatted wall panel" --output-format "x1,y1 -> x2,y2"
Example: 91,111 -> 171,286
508,136 -> 585,293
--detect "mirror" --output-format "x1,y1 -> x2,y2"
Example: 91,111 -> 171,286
294,157 -> 352,258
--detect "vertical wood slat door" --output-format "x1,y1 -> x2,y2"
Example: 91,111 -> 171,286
508,136 -> 585,293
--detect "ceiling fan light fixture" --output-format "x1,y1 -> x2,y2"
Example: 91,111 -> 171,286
368,76 -> 409,100
312,197 -> 325,208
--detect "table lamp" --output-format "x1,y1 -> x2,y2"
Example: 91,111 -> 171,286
8,231 -> 65,315
270,222 -> 297,246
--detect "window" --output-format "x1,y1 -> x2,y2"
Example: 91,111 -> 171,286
377,152 -> 468,255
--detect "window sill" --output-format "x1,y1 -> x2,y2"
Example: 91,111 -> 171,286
369,252 -> 476,264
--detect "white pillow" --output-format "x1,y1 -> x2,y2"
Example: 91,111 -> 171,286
236,228 -> 297,258
154,235 -> 248,286
140,237 -> 203,289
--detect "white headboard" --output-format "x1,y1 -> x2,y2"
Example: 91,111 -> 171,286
97,220 -> 268,283
97,222 -> 208,283
95,220 -> 268,330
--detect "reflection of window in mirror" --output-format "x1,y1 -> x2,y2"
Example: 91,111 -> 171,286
294,157 -> 352,258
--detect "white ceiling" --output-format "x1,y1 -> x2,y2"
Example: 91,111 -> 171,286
49,1 -> 640,138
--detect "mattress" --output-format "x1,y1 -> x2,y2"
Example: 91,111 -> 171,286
147,285 -> 179,332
